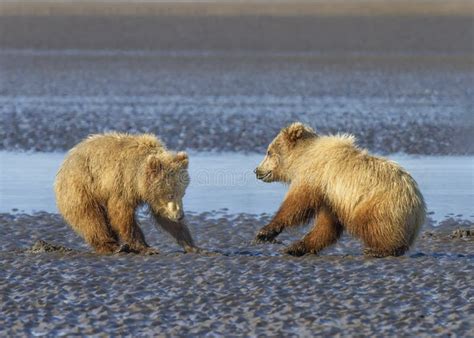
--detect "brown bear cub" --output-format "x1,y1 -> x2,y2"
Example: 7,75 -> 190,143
254,122 -> 426,257
55,133 -> 197,254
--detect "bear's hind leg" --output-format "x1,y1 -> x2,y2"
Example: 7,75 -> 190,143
57,180 -> 120,254
107,199 -> 157,254
285,207 -> 343,256
361,222 -> 409,258
363,245 -> 409,258
71,202 -> 120,254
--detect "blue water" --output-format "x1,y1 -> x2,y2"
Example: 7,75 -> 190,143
0,151 -> 473,220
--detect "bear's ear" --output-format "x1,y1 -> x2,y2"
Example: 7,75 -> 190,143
146,155 -> 163,174
174,151 -> 189,169
283,122 -> 316,146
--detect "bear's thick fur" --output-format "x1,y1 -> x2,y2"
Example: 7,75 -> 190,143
54,133 -> 196,254
254,122 -> 426,257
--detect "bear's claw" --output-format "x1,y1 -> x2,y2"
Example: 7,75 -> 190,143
283,241 -> 309,257
115,244 -> 132,254
116,244 -> 160,255
253,230 -> 281,244
183,245 -> 201,254
142,247 -> 160,255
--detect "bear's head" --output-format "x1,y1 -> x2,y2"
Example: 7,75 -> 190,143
255,122 -> 317,183
141,151 -> 190,221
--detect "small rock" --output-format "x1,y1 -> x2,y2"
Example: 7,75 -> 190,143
451,229 -> 474,238
27,239 -> 73,253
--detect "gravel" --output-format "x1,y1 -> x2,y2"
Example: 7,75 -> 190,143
0,211 -> 472,336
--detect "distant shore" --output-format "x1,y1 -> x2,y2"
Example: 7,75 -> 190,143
1,15 -> 473,54
1,1 -> 473,17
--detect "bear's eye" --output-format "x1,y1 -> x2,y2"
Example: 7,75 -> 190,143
167,194 -> 174,200
267,150 -> 272,156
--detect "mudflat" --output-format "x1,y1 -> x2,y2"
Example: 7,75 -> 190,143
3,153 -> 472,335
1,212 -> 473,336
1,51 -> 472,154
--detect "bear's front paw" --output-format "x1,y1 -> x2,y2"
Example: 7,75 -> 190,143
141,247 -> 160,255
116,244 -> 133,254
183,245 -> 201,254
283,241 -> 308,257
254,229 -> 280,244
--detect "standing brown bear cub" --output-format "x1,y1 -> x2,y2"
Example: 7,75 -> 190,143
255,122 -> 426,257
55,133 -> 197,254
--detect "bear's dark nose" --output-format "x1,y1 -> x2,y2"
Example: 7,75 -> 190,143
255,168 -> 265,179
253,168 -> 257,174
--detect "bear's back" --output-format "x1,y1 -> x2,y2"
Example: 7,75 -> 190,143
316,138 -> 425,244
80,132 -> 163,155
304,135 -> 416,195
300,135 -> 424,223
70,132 -> 163,164
56,133 -> 165,197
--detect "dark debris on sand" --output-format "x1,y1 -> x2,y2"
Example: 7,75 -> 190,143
0,211 -> 473,336
27,239 -> 73,254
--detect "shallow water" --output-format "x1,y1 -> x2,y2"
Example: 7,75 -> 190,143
1,151 -> 473,220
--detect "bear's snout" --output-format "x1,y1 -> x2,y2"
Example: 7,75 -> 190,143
255,168 -> 271,181
167,211 -> 184,222
167,201 -> 185,221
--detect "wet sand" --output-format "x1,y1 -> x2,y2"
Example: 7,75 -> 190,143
1,52 -> 472,154
0,211 -> 472,336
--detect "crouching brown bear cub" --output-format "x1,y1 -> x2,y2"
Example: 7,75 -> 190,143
254,122 -> 426,257
55,133 -> 197,254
